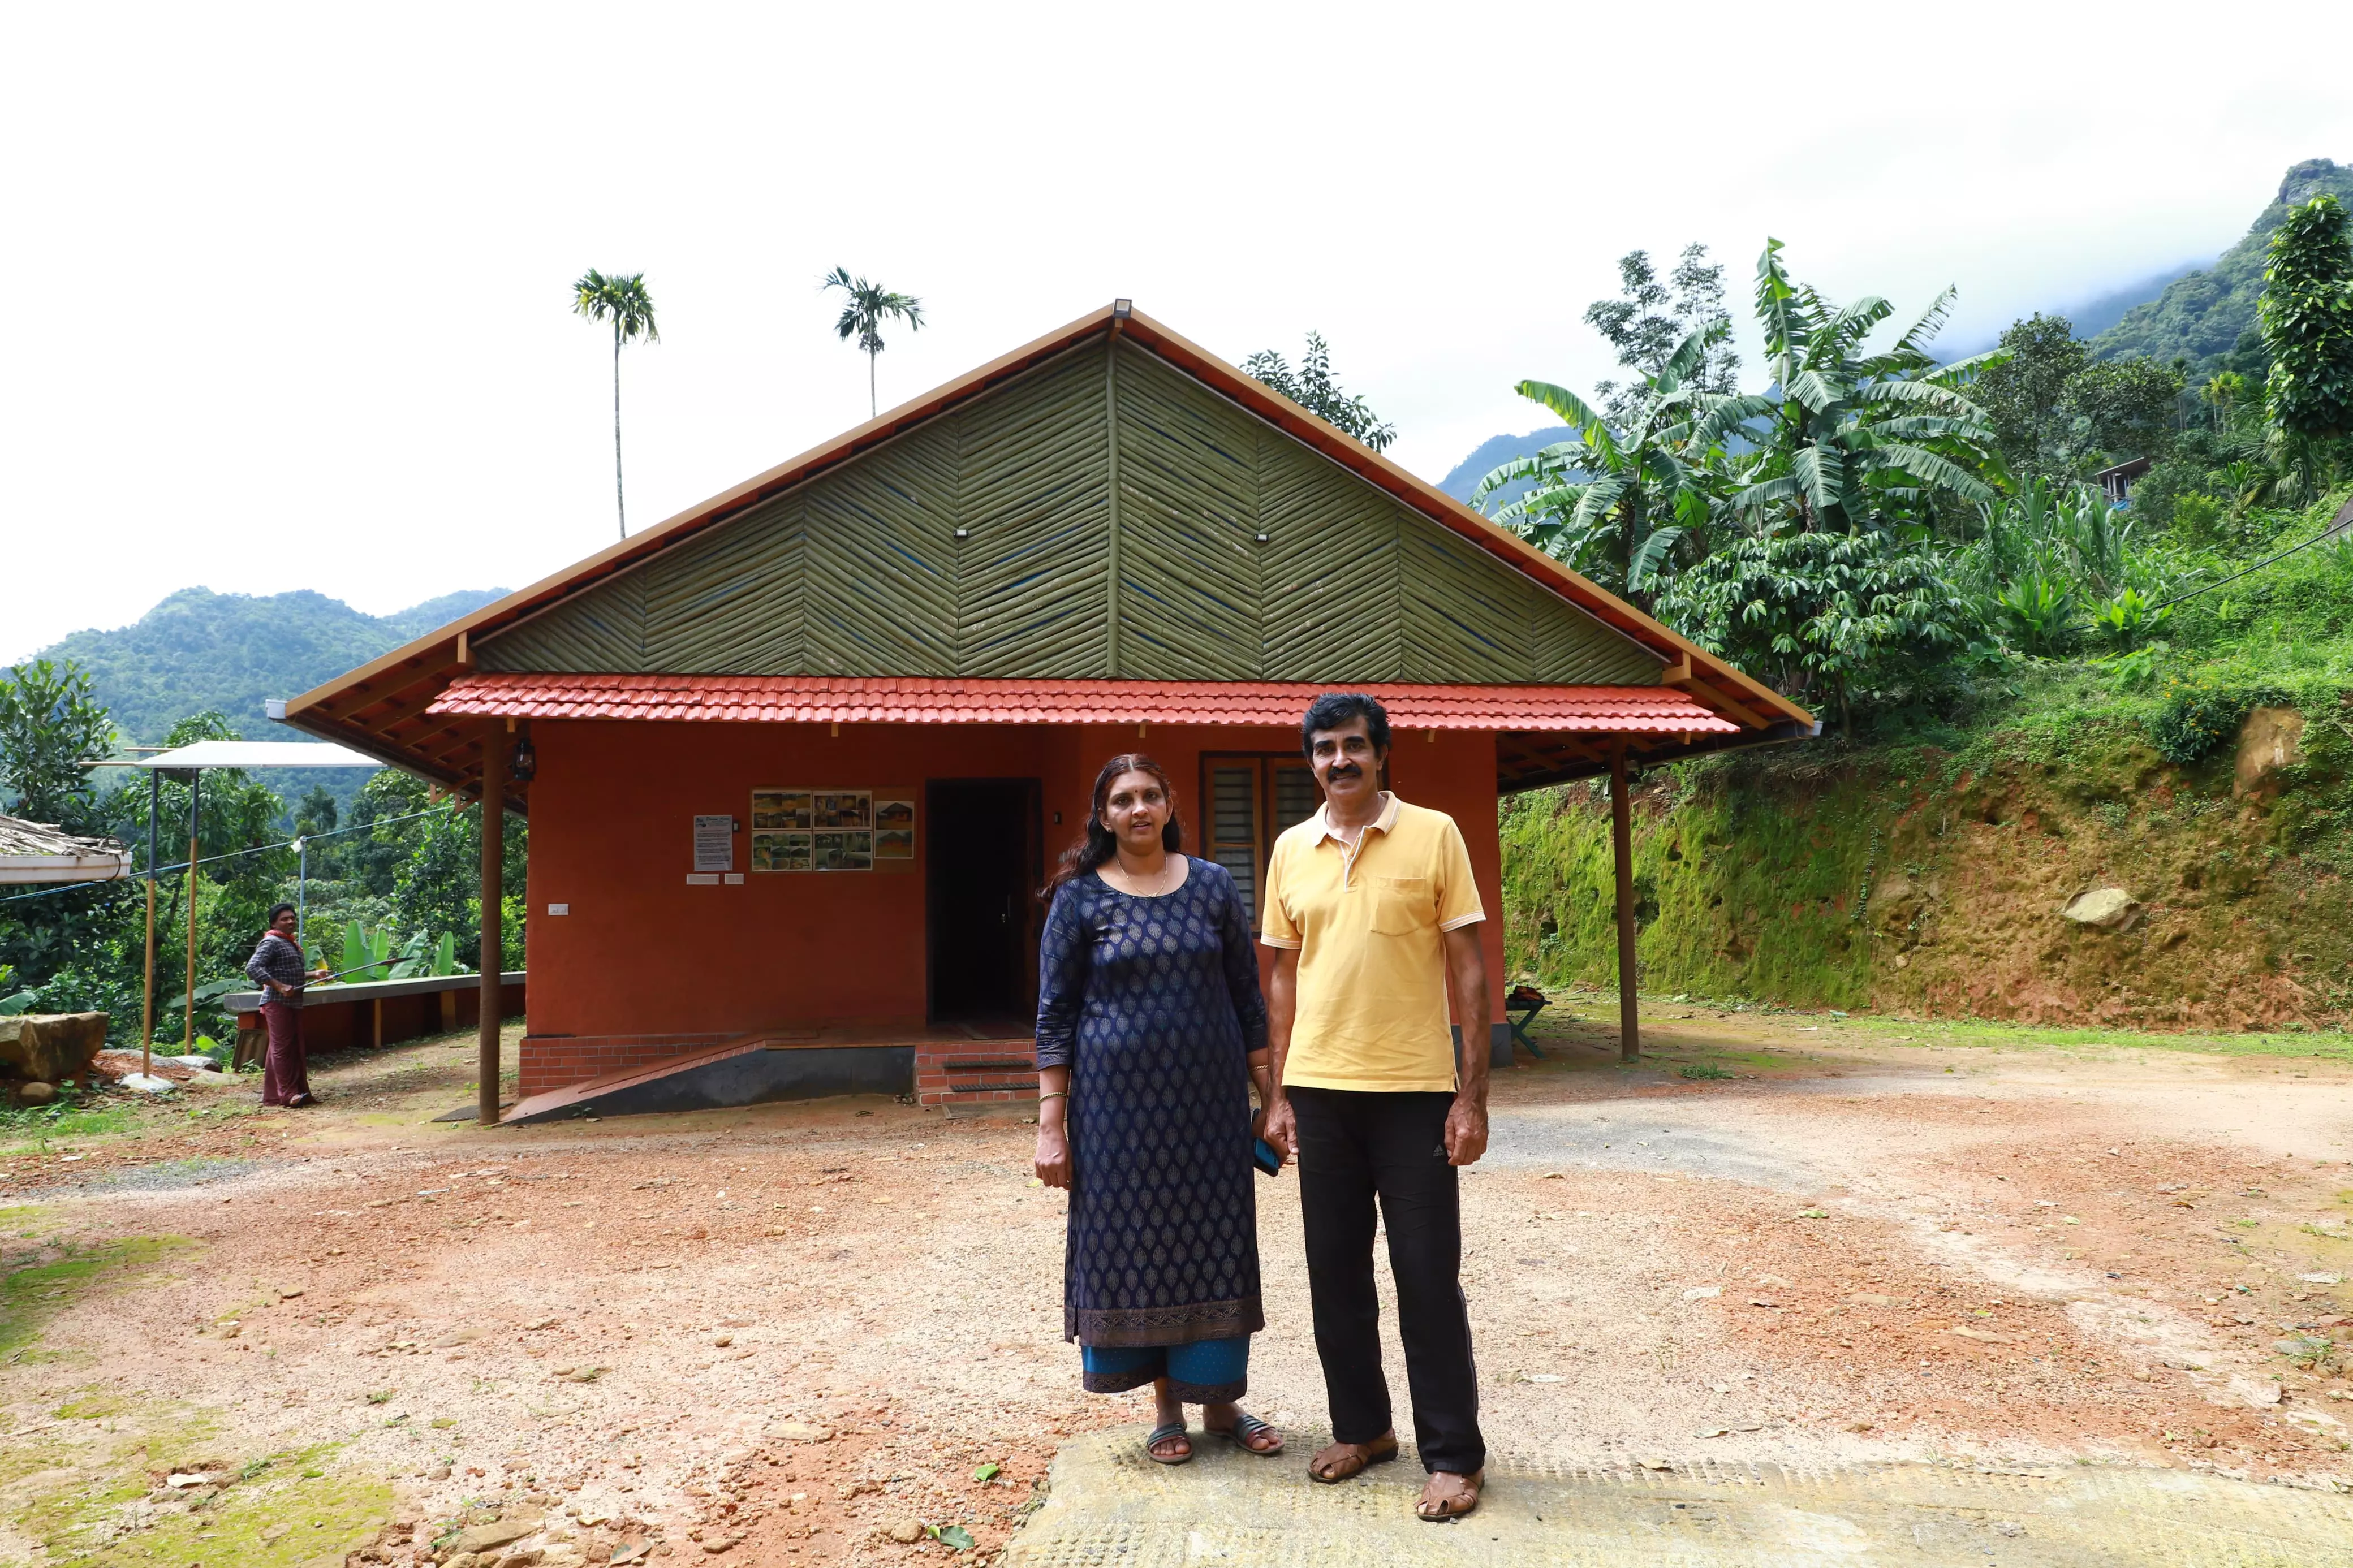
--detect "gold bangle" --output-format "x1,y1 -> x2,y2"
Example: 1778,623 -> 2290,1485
1036,1091 -> 1068,1102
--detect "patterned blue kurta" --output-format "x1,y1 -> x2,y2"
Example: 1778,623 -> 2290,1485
1036,857 -> 1270,1350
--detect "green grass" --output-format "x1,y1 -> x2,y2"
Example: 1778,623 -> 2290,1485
1810,1010 -> 2353,1064
2,1420 -> 390,1568
0,1099 -> 138,1151
3,1234 -> 196,1359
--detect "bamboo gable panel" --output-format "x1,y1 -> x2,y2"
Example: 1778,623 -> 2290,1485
1111,344 -> 1262,680
480,568 -> 646,672
472,331 -> 1665,690
955,349 -> 1110,677
1398,512 -> 1531,683
803,425 -> 958,675
639,493 -> 805,674
1256,430 -> 1403,681
1530,588 -> 1664,685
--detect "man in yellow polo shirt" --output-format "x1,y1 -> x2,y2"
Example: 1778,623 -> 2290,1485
1259,692 -> 1490,1522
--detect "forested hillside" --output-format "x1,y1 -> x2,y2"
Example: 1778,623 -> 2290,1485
2089,158 -> 2353,378
31,586 -> 503,743
1473,161 -> 2353,1030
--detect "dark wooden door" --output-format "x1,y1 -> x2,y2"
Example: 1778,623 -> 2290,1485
926,779 -> 1039,1029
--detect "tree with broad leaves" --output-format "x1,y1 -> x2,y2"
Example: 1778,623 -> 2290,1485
1729,239 -> 2001,535
1242,332 -> 1397,451
822,267 -> 925,418
1657,528 -> 1973,734
0,659 -> 115,831
1971,314 -> 2088,476
572,270 -> 660,540
2260,195 -> 2353,442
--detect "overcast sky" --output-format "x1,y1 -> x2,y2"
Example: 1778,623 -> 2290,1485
7,1 -> 2350,663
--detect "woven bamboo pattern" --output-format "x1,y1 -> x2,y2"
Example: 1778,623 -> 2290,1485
1533,589 -> 1660,685
475,336 -> 1663,689
481,568 -> 644,672
639,491 -> 806,674
1258,431 -> 1404,681
1113,344 -> 1262,680
956,349 -> 1110,676
804,424 -> 958,675
1398,509 -> 1531,683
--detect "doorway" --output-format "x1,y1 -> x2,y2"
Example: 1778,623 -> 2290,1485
925,778 -> 1041,1030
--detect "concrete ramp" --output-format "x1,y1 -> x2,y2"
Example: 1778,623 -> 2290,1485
502,1034 -> 912,1124
1007,1427 -> 2353,1566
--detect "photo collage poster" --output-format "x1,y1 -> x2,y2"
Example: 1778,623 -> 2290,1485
750,788 -> 916,871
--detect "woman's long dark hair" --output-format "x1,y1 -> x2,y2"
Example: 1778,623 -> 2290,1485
1042,753 -> 1184,899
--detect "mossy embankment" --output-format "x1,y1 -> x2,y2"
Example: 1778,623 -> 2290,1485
1503,679 -> 2353,1030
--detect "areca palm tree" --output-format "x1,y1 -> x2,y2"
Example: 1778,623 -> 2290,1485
572,270 -> 660,539
1730,239 -> 1999,534
1471,329 -> 1747,601
822,267 -> 924,417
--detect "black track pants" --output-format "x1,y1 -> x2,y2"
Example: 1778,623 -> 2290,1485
1289,1086 -> 1485,1476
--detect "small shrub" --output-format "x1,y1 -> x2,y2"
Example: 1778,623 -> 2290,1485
2170,492 -> 2227,548
2147,677 -> 2281,765
1678,1063 -> 1735,1081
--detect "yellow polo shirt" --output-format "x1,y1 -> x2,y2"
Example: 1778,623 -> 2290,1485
1261,792 -> 1485,1094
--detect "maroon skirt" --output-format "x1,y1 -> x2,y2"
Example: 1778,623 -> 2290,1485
260,1000 -> 312,1105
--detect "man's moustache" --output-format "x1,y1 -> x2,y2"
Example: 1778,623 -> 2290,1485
1326,764 -> 1362,780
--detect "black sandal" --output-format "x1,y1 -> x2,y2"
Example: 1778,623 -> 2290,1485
1209,1410 -> 1283,1456
1145,1421 -> 1192,1465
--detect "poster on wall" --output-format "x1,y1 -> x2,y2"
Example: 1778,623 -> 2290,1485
692,815 -> 736,872
812,830 -> 873,871
813,791 -> 872,830
751,831 -> 812,872
751,789 -> 812,830
749,788 -> 907,870
874,797 -> 916,861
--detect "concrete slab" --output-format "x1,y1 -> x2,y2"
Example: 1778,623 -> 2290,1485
1006,1427 -> 2353,1566
500,1035 -> 914,1124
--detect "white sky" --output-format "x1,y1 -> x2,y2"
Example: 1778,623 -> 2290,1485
7,1 -> 2350,663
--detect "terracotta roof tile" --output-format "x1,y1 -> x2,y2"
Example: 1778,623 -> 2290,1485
428,674 -> 1739,734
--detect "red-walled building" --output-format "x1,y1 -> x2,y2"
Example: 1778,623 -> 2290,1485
288,304 -> 1812,1121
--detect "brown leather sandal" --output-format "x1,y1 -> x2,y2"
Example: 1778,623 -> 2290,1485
1415,1468 -> 1484,1521
1307,1435 -> 1399,1483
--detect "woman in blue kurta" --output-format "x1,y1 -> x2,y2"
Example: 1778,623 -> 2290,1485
1034,753 -> 1283,1465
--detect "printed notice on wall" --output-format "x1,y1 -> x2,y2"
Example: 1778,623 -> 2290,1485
692,815 -> 736,872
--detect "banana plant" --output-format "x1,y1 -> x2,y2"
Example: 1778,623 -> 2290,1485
337,921 -> 395,983
1731,239 -> 2001,534
1471,327 -> 1751,599
386,931 -> 466,980
2,962 -> 40,1016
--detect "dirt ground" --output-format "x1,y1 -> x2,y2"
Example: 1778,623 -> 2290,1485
3,998 -> 2350,1567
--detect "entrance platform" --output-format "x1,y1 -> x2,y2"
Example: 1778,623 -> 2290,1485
502,1022 -> 1036,1124
1006,1426 -> 2353,1566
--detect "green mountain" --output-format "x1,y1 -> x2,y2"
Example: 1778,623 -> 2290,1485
1437,426 -> 1575,504
2089,157 -> 2353,375
28,586 -> 506,744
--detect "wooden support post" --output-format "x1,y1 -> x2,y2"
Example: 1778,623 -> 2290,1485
477,729 -> 505,1126
184,772 -> 201,1052
372,997 -> 383,1049
1610,741 -> 1640,1062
